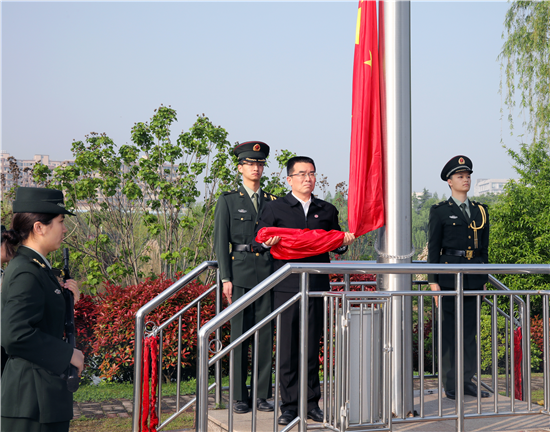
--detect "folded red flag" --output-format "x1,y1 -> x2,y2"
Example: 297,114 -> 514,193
256,227 -> 345,260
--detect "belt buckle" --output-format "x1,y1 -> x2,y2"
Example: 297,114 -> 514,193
465,250 -> 474,260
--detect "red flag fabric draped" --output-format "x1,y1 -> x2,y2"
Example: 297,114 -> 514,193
348,0 -> 384,237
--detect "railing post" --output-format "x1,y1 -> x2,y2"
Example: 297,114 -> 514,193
132,312 -> 145,432
456,272 -> 464,431
196,327 -> 210,431
215,268 -> 222,406
299,272 -> 309,432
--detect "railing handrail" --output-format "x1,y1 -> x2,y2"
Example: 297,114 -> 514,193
133,260 -> 218,432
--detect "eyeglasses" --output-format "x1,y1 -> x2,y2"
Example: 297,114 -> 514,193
289,171 -> 317,179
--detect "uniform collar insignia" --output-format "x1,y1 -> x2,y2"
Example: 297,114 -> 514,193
238,209 -> 247,213
32,258 -> 46,268
449,215 -> 458,219
239,192 -> 244,196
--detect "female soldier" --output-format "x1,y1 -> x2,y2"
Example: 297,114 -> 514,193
1,187 -> 85,432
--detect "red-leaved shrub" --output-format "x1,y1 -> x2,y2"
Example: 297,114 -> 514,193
73,275 -> 229,382
531,315 -> 548,354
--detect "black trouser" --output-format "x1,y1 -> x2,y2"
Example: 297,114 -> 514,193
1,417 -> 69,432
440,295 -> 478,392
274,292 -> 323,413
231,286 -> 273,402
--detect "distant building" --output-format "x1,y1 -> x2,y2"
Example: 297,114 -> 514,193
0,151 -> 75,198
474,178 -> 508,196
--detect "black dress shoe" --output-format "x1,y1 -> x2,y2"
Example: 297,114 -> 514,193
233,400 -> 250,414
278,410 -> 297,425
307,407 -> 324,422
257,398 -> 274,412
445,390 -> 456,400
464,382 -> 490,398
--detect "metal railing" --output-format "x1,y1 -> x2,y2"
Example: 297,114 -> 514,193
133,261 -> 549,431
195,262 -> 549,432
132,261 -> 223,432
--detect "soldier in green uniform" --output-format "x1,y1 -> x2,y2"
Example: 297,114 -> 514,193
428,156 -> 490,400
213,141 -> 278,414
1,187 -> 85,432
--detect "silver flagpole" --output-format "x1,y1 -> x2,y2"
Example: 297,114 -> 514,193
377,0 -> 414,418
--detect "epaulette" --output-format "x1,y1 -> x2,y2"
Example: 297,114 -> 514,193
32,258 -> 46,269
432,200 -> 446,208
222,190 -> 239,196
263,192 -> 278,201
471,201 -> 487,208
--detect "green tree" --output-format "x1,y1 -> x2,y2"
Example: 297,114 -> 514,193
500,1 -> 550,143
489,140 -> 550,315
411,190 -> 443,260
32,106 -> 291,291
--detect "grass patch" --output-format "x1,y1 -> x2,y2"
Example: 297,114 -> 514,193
70,412 -> 194,432
73,376 -> 232,403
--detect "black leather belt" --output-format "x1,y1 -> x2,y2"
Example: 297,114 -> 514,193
232,243 -> 263,253
441,248 -> 481,259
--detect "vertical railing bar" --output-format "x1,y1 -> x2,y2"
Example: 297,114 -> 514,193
215,269 -> 222,406
492,293 -> 499,413
419,294 -> 425,418
526,294 -> 532,410
510,295 -> 515,413
298,272 -> 309,432
329,296 -> 335,427
387,297 -> 393,431
176,315 -> 182,412
432,296 -> 436,378
359,302 -> 364,425
374,303 -> 380,424
274,314 -> 281,432
251,330 -> 259,431
476,294 -> 481,414
437,292 -> 443,417
456,273 -> 464,432
543,293 -> 549,412
505,318 -> 510,397
345,273 -> 351,291
157,329 -> 163,423
229,349 -> 234,432
323,296 -> 330,426
343,297 -> 350,430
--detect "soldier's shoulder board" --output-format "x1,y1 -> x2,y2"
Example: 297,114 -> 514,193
263,192 -> 278,201
432,200 -> 446,208
222,190 -> 239,196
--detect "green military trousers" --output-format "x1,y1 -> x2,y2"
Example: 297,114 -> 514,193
230,286 -> 273,402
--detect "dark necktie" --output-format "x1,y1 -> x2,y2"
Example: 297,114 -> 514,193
460,203 -> 469,221
252,193 -> 258,212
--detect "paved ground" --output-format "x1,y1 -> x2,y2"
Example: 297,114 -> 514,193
72,377 -> 546,420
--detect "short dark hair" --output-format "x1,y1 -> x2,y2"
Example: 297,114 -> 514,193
287,156 -> 316,176
11,212 -> 57,243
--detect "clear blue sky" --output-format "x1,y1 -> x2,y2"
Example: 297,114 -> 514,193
2,1 -> 524,198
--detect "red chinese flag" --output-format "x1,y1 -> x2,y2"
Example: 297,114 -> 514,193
348,0 -> 384,237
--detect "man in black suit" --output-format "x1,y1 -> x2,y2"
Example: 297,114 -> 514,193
428,155 -> 490,400
257,156 -> 355,425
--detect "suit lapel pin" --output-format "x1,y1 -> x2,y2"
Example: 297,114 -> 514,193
54,289 -> 62,295
314,214 -> 319,218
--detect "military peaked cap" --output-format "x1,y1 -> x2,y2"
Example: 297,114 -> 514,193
233,141 -> 270,162
12,187 -> 75,215
441,155 -> 473,181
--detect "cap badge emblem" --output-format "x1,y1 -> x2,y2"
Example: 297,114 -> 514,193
458,157 -> 465,164
253,144 -> 261,151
